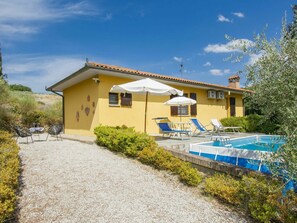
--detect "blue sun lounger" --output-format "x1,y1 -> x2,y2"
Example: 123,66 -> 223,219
157,122 -> 191,140
190,118 -> 212,136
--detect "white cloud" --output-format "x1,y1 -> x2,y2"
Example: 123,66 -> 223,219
217,14 -> 231,23
203,62 -> 211,66
0,0 -> 99,39
0,24 -> 38,36
4,54 -> 130,93
224,69 -> 231,74
204,39 -> 254,53
209,68 -> 230,76
0,0 -> 98,22
248,53 -> 263,65
210,69 -> 223,76
64,1 -> 98,16
173,56 -> 183,62
233,12 -> 245,18
4,55 -> 85,92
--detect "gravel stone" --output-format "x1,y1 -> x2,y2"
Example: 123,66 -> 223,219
18,140 -> 249,223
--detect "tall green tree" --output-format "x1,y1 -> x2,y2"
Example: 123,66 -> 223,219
287,5 -> 297,39
0,78 -> 12,130
0,45 -> 7,81
239,16 -> 297,182
0,45 -> 3,80
9,84 -> 32,92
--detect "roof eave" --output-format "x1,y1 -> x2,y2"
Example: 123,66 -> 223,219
86,62 -> 250,94
46,64 -> 89,92
46,62 -> 252,94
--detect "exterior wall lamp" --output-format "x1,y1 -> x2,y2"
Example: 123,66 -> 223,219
92,78 -> 100,84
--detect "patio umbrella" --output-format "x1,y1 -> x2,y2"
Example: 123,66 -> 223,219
164,96 -> 197,121
110,78 -> 183,133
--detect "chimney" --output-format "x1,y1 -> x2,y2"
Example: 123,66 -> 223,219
228,75 -> 240,89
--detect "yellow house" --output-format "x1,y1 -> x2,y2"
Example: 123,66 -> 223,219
47,62 -> 249,136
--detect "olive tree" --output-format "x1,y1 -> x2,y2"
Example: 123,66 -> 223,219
0,79 -> 14,130
238,16 -> 297,182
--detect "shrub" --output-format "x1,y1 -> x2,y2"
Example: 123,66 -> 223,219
220,115 -> 279,133
220,116 -> 247,132
138,147 -> 158,166
21,110 -> 46,127
0,108 -> 16,132
9,84 -> 32,92
0,79 -> 10,105
204,174 -> 241,205
240,174 -> 297,223
177,163 -> 202,186
258,118 -> 280,134
94,125 -> 157,157
0,183 -> 16,223
10,91 -> 37,118
95,125 -> 202,186
0,79 -> 16,132
140,147 -> 183,172
153,148 -> 181,171
138,147 -> 202,186
43,101 -> 63,126
244,114 -> 263,132
0,130 -> 20,222
204,172 -> 297,223
241,173 -> 281,223
272,190 -> 297,223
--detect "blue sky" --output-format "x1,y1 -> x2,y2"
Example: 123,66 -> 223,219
0,0 -> 295,92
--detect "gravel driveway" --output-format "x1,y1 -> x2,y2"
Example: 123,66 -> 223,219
18,139 -> 248,223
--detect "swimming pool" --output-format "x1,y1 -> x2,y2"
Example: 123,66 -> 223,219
189,135 -> 285,173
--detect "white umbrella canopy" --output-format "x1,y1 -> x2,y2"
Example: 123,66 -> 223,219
164,96 -> 197,121
164,96 -> 196,106
110,78 -> 183,133
110,78 -> 183,95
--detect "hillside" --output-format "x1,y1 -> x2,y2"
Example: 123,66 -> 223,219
33,93 -> 62,107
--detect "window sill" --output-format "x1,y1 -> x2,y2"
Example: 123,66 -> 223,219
109,104 -> 132,108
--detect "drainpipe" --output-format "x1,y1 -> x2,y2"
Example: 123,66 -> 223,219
49,90 -> 65,132
226,91 -> 230,118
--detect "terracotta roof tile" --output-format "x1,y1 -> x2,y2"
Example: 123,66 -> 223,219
87,62 -> 251,93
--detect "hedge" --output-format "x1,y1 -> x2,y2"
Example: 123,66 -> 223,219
94,125 -> 157,157
94,125 -> 202,186
203,173 -> 297,223
138,147 -> 202,186
0,131 -> 20,222
93,125 -> 297,222
220,114 -> 280,134
204,173 -> 241,205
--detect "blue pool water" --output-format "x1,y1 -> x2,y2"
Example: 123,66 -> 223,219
190,135 -> 297,192
194,152 -> 271,173
205,135 -> 285,151
189,135 -> 285,173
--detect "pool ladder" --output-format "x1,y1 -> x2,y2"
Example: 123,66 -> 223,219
210,136 -> 263,171
211,136 -> 232,147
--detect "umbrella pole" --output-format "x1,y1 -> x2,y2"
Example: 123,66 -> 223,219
179,105 -> 182,122
144,92 -> 148,133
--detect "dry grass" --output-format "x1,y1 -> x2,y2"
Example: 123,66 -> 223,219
33,94 -> 61,108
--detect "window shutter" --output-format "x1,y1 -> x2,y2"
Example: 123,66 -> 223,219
170,95 -> 178,116
190,93 -> 197,116
230,97 -> 236,117
120,93 -> 132,106
109,93 -> 119,105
